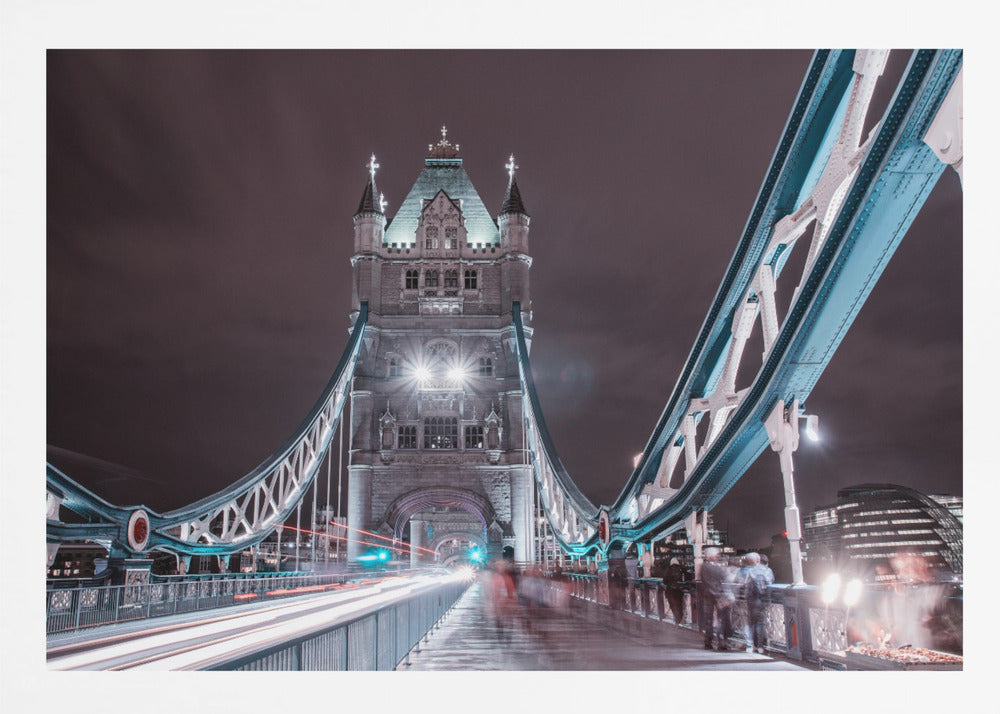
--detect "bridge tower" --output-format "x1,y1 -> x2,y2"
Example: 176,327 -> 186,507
346,129 -> 536,566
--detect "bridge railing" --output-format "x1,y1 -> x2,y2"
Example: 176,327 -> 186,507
563,573 -> 858,661
209,579 -> 470,671
45,570 -> 417,635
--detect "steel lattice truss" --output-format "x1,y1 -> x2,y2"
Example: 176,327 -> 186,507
46,305 -> 369,557
514,49 -> 962,556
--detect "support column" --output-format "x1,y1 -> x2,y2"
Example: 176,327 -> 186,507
410,519 -> 426,568
510,467 -> 536,566
347,466 -> 372,561
765,399 -> 806,586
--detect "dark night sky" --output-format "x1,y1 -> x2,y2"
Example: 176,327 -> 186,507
46,50 -> 962,548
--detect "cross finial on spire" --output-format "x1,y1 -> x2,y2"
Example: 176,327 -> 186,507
441,125 -> 448,143
505,154 -> 518,184
366,153 -> 380,183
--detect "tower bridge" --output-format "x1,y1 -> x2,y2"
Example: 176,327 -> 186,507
44,49 -> 963,670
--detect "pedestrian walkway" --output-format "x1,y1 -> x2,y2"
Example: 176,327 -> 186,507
402,579 -> 810,670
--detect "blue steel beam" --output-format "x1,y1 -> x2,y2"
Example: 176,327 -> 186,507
514,49 -> 961,555
47,303 -> 369,557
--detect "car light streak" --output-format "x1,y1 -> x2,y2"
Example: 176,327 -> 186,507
48,574 -> 446,671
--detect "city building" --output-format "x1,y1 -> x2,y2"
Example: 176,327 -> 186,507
802,483 -> 963,582
346,130 -> 536,565
47,542 -> 108,579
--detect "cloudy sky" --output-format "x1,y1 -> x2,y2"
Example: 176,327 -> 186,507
46,50 -> 962,547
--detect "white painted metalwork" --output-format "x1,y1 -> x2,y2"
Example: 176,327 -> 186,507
161,385 -> 351,549
631,51 -> 892,526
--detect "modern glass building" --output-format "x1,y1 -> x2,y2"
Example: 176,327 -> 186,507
803,484 -> 963,581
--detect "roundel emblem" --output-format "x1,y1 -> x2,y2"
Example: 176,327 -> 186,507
127,509 -> 150,552
598,509 -> 611,547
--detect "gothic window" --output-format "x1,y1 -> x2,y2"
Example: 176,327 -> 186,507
464,425 -> 484,449
388,357 -> 401,378
444,270 -> 459,288
405,270 -> 419,290
445,226 -> 457,239
425,226 -> 439,250
464,269 -> 478,290
478,356 -> 493,376
423,417 -> 458,449
426,226 -> 439,239
444,227 -> 458,250
425,270 -> 439,287
398,425 -> 417,449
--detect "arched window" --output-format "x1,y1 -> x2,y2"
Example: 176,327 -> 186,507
404,270 -> 419,290
444,270 -> 459,288
444,226 -> 458,249
423,417 -> 458,449
478,356 -> 493,376
425,270 -> 439,287
464,269 -> 478,290
425,226 -> 439,250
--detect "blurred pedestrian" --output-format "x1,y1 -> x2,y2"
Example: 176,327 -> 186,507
662,557 -> 687,625
737,552 -> 774,653
699,548 -> 735,650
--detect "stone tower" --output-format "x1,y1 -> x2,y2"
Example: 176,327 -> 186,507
346,129 -> 536,566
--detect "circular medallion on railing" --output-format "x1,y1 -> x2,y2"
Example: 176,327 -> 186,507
127,509 -> 150,552
598,509 -> 611,548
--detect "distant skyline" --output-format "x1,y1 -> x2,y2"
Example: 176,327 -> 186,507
46,50 -> 962,547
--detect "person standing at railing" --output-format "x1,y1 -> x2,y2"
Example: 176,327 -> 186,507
737,552 -> 774,654
662,558 -> 687,626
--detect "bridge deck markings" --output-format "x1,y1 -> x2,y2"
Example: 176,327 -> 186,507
402,580 -> 810,671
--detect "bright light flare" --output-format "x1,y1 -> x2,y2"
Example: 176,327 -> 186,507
413,365 -> 431,383
447,366 -> 468,383
804,414 -> 820,442
843,578 -> 863,607
821,573 -> 841,605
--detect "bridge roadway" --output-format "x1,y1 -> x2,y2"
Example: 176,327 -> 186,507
404,578 -> 810,671
46,571 -> 456,670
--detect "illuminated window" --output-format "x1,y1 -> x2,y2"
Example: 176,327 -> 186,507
398,425 -> 417,449
424,417 -> 458,449
464,269 -> 478,289
425,270 -> 439,287
444,270 -> 459,288
405,270 -> 419,290
478,356 -> 493,376
465,426 -> 484,449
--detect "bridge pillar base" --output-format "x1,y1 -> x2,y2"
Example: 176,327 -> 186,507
106,557 -> 154,586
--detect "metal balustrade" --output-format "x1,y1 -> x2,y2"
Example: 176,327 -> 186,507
563,573 -> 855,661
213,580 -> 469,671
45,569 -> 421,635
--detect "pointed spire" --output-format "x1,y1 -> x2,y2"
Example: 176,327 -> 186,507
500,154 -> 528,216
355,153 -> 384,216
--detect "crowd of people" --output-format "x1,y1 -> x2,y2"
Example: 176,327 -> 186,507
696,547 -> 774,652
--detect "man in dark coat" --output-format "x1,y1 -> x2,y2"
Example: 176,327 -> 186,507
662,557 -> 687,625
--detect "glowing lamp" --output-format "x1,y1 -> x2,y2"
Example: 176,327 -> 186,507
447,366 -> 468,383
843,578 -> 863,607
821,573 -> 841,605
413,366 -> 431,383
804,414 -> 820,442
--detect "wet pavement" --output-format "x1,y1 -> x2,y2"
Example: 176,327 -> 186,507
402,579 -> 810,671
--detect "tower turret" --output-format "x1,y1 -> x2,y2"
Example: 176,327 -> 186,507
351,154 -> 387,312
499,154 -> 530,254
498,155 -> 531,312
353,154 -> 387,254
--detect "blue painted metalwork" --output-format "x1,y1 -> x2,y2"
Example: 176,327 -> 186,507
513,50 -> 962,554
47,303 -> 369,557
